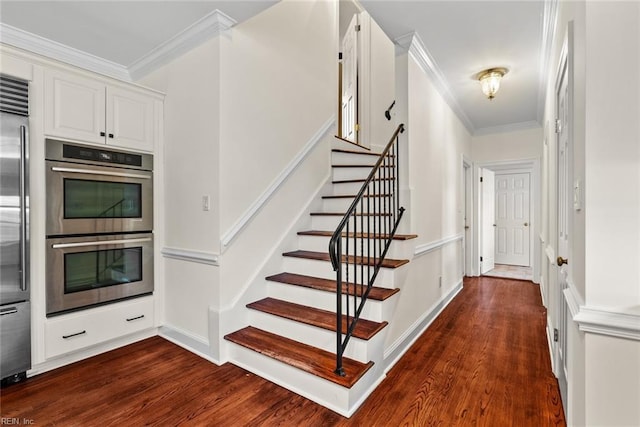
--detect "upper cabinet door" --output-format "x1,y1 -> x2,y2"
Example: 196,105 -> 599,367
106,87 -> 154,152
44,70 -> 106,145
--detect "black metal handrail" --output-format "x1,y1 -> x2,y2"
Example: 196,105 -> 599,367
329,123 -> 405,376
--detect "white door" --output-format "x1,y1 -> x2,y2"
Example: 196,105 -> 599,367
481,169 -> 495,274
341,14 -> 358,143
463,161 -> 473,276
495,173 -> 531,266
555,38 -> 571,408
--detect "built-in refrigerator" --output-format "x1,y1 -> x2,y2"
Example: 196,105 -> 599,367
0,74 -> 31,384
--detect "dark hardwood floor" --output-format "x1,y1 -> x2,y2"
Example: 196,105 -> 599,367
0,276 -> 565,426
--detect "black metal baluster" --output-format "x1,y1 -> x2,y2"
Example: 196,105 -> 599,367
329,124 -> 404,374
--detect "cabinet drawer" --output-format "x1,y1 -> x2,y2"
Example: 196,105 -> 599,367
45,297 -> 154,359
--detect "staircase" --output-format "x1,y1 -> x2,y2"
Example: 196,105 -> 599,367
224,136 -> 416,416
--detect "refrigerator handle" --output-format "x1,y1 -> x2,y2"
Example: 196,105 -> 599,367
19,124 -> 28,292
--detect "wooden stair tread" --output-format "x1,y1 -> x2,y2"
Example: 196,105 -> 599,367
322,194 -> 391,199
333,178 -> 395,184
247,297 -> 388,340
332,148 -> 382,157
266,272 -> 399,301
297,230 -> 418,241
224,326 -> 373,388
332,164 -> 394,168
310,212 -> 392,217
283,250 -> 409,269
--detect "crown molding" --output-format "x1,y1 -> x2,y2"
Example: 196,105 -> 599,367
0,23 -> 131,81
473,120 -> 542,137
0,9 -> 236,83
537,0 -> 559,123
128,9 -> 236,80
395,31 -> 475,135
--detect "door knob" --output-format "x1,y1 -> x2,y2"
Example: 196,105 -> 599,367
524,222 -> 529,226
557,256 -> 568,266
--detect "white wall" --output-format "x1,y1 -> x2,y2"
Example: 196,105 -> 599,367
217,0 -> 337,310
386,43 -> 472,354
218,0 -> 336,236
584,1 -> 640,309
138,37 -> 222,343
472,127 -> 542,164
541,1 -> 640,425
139,0 -> 337,356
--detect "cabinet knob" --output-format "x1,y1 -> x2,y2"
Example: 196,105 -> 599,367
108,133 -> 114,138
100,131 -> 106,137
557,256 -> 568,266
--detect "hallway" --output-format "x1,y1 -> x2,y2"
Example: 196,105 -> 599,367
0,276 -> 565,426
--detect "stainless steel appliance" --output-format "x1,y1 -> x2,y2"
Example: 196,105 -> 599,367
45,139 -> 153,237
45,140 -> 154,316
0,74 -> 31,383
46,233 -> 154,315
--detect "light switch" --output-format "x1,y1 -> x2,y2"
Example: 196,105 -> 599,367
573,179 -> 582,211
202,195 -> 210,211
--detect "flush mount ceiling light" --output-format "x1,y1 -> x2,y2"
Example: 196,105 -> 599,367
476,67 -> 508,100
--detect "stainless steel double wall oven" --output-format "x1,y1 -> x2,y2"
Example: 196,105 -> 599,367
45,139 -> 154,316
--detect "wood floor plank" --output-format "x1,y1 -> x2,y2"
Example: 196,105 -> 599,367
0,276 -> 565,426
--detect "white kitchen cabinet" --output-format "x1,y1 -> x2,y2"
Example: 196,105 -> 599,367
44,296 -> 154,359
44,69 -> 156,152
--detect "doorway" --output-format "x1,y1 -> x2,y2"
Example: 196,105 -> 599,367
475,160 -> 540,283
495,172 -> 531,267
553,22 -> 574,410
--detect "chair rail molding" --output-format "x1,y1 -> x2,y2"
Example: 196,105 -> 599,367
564,282 -> 640,341
414,233 -> 464,258
161,247 -> 220,266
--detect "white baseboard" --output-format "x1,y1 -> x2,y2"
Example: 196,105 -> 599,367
159,324 -> 221,365
383,279 -> 464,372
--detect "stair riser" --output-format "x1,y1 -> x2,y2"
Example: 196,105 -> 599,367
322,197 -> 355,212
227,343 -> 354,415
331,152 -> 378,166
267,281 -> 385,322
298,235 -> 412,259
281,257 -> 400,287
311,215 -> 399,233
332,167 -> 375,181
321,196 -> 398,213
330,181 -> 396,196
248,310 -> 372,363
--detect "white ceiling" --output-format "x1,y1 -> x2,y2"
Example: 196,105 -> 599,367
0,0 -> 548,135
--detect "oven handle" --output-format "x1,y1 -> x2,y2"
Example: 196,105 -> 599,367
51,237 -> 152,249
50,166 -> 151,180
